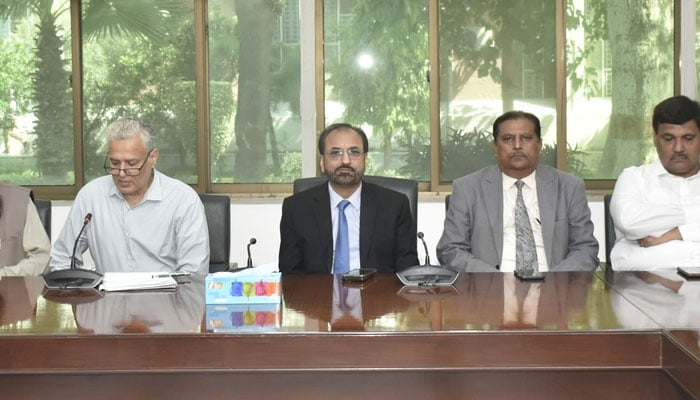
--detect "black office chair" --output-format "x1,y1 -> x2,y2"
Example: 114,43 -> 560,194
603,194 -> 616,270
26,189 -> 51,239
293,175 -> 419,224
444,194 -> 451,211
33,200 -> 52,239
199,194 -> 231,273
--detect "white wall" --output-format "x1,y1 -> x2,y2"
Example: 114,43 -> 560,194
49,195 -> 608,267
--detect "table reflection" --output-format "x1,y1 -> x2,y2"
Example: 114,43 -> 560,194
0,276 -> 45,325
440,272 -> 594,330
608,270 -> 700,361
282,273 -> 410,331
73,276 -> 205,334
609,270 -> 700,329
609,271 -> 700,329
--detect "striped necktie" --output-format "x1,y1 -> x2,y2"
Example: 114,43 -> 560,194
515,180 -> 538,274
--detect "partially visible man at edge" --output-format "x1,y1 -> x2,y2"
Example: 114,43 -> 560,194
611,95 -> 700,270
278,123 -> 418,273
0,183 -> 50,276
48,117 -> 209,274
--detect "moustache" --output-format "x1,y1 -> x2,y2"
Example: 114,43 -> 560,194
333,167 -> 356,175
671,153 -> 687,160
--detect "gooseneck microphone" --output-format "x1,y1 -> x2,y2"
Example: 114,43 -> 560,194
395,232 -> 460,287
246,237 -> 257,268
42,213 -> 104,290
71,213 -> 92,270
417,231 -> 431,266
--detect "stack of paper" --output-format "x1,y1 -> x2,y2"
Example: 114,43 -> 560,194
99,272 -> 178,292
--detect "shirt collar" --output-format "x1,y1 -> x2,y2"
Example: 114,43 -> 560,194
108,169 -> 163,203
502,170 -> 537,190
328,182 -> 362,210
651,158 -> 700,181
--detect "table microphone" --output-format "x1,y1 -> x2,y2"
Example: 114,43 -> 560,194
417,231 -> 431,266
246,238 -> 257,268
396,232 -> 459,287
42,213 -> 104,290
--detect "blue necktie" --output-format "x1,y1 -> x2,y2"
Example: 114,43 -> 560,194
334,200 -> 351,273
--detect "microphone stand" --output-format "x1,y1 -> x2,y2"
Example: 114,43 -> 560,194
228,238 -> 257,273
43,213 -> 104,290
417,232 -> 430,266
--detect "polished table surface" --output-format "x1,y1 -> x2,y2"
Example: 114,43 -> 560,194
0,270 -> 698,399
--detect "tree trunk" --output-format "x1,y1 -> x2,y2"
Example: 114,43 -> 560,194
599,0 -> 672,178
33,9 -> 73,183
233,0 -> 278,182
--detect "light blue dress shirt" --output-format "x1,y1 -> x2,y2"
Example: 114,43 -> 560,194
49,170 -> 209,274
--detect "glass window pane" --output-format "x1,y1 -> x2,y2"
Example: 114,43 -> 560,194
566,0 -> 673,179
323,0 -> 430,181
209,0 -> 302,184
439,0 -> 557,182
0,1 -> 74,185
82,1 -> 196,183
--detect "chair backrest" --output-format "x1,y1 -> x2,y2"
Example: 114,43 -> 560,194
34,199 -> 52,239
293,175 -> 419,223
603,194 -> 616,269
444,194 -> 451,211
199,194 -> 231,273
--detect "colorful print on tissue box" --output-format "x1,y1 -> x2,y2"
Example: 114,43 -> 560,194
205,303 -> 281,332
205,271 -> 281,304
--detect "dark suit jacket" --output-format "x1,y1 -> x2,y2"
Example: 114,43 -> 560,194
279,182 -> 418,273
437,164 -> 599,272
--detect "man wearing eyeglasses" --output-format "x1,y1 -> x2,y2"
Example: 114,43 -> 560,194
278,123 -> 418,274
48,118 -> 209,275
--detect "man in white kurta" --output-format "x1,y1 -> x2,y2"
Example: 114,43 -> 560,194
611,95 -> 700,270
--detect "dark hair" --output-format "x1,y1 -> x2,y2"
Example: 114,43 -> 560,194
318,123 -> 369,154
492,111 -> 541,141
652,95 -> 700,133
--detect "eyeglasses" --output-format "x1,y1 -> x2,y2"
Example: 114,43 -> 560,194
103,150 -> 153,176
325,148 -> 365,160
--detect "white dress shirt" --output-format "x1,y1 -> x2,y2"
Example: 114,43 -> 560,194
611,160 -> 700,269
500,172 -> 548,272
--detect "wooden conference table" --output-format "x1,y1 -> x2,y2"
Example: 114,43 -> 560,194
0,269 -> 698,399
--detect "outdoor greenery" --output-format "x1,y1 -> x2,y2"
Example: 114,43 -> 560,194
0,0 -> 687,186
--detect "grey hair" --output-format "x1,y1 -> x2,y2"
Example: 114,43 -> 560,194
104,118 -> 156,152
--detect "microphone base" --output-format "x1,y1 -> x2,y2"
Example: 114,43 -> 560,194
42,268 -> 104,290
396,265 -> 459,287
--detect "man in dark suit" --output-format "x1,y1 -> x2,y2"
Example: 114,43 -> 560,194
279,123 -> 418,274
437,111 -> 599,272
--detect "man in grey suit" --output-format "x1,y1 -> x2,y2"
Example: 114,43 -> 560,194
437,111 -> 599,272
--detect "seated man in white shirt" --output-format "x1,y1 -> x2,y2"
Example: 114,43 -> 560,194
610,95 -> 700,270
48,118 -> 209,275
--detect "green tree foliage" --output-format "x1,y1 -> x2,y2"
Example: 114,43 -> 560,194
566,0 -> 673,178
439,0 -> 556,110
0,17 -> 35,143
327,0 -> 430,171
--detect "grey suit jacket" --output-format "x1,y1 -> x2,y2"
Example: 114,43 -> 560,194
437,164 -> 599,272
